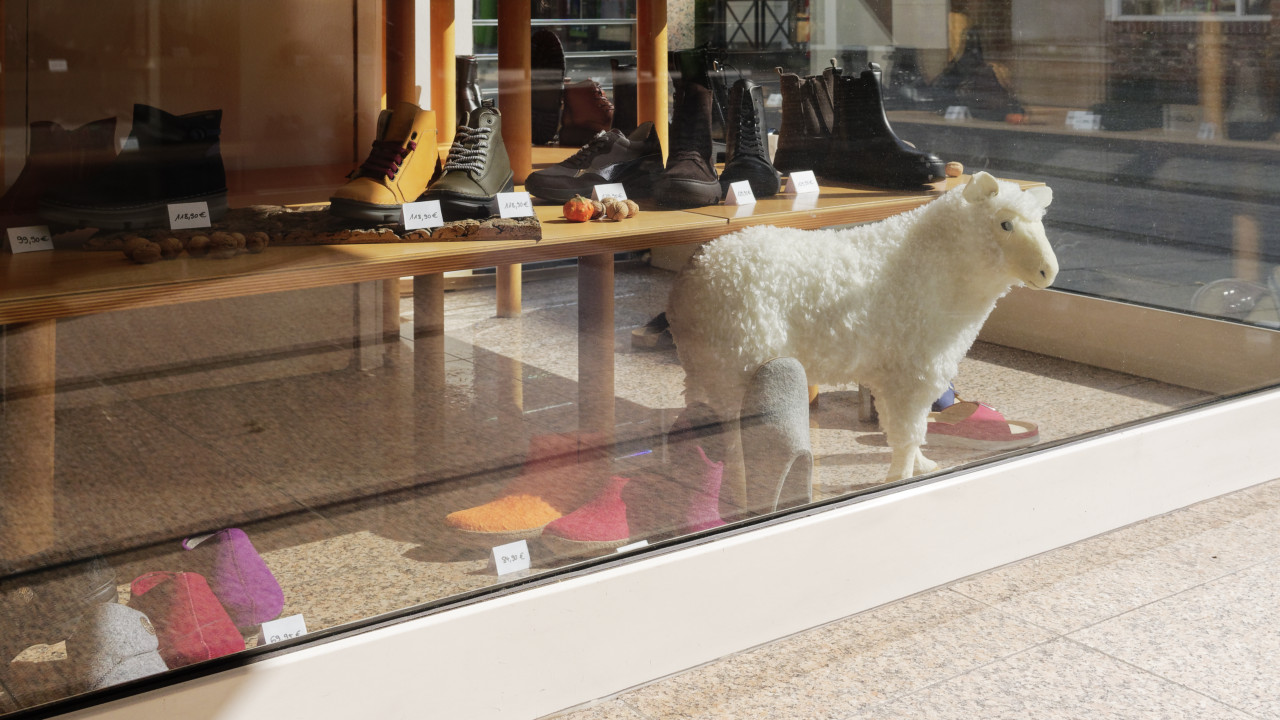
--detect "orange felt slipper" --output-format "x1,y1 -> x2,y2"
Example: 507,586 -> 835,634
445,432 -> 611,543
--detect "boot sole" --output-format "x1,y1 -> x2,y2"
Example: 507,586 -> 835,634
720,164 -> 782,198
327,197 -> 406,225
40,192 -> 228,231
654,177 -> 723,209
425,175 -> 516,221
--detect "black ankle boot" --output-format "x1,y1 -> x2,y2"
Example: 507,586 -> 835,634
610,58 -> 638,134
823,64 -> 945,189
531,29 -> 566,145
456,55 -> 483,127
654,78 -> 721,209
40,104 -> 227,230
720,78 -> 780,198
930,30 -> 1024,121
0,116 -> 116,228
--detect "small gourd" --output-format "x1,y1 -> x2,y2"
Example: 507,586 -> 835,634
562,195 -> 595,223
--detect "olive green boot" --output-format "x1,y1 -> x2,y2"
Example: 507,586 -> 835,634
420,101 -> 514,220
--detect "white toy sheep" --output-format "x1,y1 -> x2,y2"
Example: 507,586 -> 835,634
667,172 -> 1057,481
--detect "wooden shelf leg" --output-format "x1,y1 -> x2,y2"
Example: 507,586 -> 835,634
496,1 -> 531,320
637,0 -> 669,161
429,0 -> 456,144
385,0 -> 416,106
578,253 -> 615,445
1,320 -> 57,560
413,274 -> 447,471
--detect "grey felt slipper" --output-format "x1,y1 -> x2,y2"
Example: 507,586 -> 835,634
740,357 -> 814,514
66,603 -> 167,692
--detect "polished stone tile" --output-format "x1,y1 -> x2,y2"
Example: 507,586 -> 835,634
620,589 -> 1052,720
857,639 -> 1253,720
549,699 -> 650,720
950,508 -> 1280,633
1070,558 -> 1280,718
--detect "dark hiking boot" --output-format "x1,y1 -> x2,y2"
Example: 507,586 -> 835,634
329,102 -> 439,223
772,60 -> 841,176
525,121 -> 663,203
40,105 -> 227,230
456,55 -> 483,127
654,80 -> 721,208
558,79 -> 615,148
824,64 -> 945,189
0,116 -> 116,229
531,29 -> 566,145
420,101 -> 514,220
720,78 -> 780,198
610,58 -> 638,134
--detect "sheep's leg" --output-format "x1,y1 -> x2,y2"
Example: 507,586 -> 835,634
876,389 -> 937,482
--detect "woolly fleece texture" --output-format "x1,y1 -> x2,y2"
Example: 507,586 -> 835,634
667,172 -> 1057,481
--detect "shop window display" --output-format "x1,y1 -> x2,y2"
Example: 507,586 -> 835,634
0,0 -> 1277,716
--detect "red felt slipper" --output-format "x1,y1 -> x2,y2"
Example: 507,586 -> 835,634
925,401 -> 1039,451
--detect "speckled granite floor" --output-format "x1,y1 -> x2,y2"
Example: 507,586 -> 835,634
546,476 -> 1280,720
0,263 -> 1226,714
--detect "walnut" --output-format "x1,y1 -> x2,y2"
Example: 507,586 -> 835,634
158,236 -> 184,259
208,232 -> 239,259
186,235 -> 211,257
623,199 -> 639,218
945,161 -> 964,178
245,231 -> 270,254
127,241 -> 163,264
604,198 -> 630,221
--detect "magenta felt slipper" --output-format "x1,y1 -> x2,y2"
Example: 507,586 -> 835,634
925,401 -> 1038,451
540,476 -> 633,555
182,528 -> 284,631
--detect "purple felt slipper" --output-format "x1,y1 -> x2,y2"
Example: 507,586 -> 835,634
182,528 -> 283,630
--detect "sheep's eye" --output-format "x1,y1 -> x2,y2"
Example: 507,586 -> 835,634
1000,220 -> 1013,232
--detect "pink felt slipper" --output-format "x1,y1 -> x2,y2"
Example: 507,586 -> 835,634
540,476 -> 633,555
925,401 -> 1039,451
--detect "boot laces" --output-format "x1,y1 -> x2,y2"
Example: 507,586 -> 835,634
565,131 -> 615,168
359,138 -> 418,180
736,101 -> 761,155
443,124 -> 493,173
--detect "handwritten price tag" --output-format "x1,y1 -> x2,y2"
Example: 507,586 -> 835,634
402,200 -> 445,230
615,539 -> 649,553
591,183 -> 627,202
6,226 -> 54,254
168,201 -> 212,229
724,180 -> 756,206
784,170 -> 820,195
497,192 -> 534,219
492,539 -> 531,575
258,614 -> 308,645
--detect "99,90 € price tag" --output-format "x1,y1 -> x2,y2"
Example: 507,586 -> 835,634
492,539 -> 531,575
6,226 -> 54,254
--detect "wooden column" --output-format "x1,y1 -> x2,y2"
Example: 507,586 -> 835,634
1199,19 -> 1225,134
497,263 -> 522,317
429,0 -> 456,145
1,321 -> 57,559
578,253 -> 615,444
385,0 -> 416,105
413,274 -> 447,473
637,0 -> 669,160
495,0 -> 531,317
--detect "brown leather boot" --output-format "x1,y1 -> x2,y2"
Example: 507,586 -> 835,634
558,79 -> 614,148
772,61 -> 840,175
653,80 -> 721,208
329,102 -> 438,223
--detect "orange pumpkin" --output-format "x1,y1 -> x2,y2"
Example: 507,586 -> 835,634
563,195 -> 595,223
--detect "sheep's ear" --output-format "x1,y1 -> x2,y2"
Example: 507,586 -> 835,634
1026,185 -> 1053,208
963,171 -> 1000,203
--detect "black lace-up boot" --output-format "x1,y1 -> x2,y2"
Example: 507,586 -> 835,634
40,105 -> 227,230
420,101 -> 514,220
525,121 -> 662,202
720,78 -> 780,198
824,64 -> 945,189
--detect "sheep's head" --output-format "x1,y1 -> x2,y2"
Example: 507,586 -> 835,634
962,172 -> 1058,289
